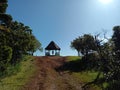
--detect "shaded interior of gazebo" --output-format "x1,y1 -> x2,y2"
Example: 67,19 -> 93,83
45,41 -> 61,56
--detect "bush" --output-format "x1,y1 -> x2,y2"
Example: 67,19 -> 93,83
0,46 -> 12,72
105,81 -> 120,90
81,53 -> 100,71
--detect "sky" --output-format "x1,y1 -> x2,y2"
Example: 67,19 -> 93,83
7,0 -> 120,56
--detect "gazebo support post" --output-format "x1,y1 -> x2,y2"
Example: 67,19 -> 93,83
52,50 -> 54,55
58,50 -> 60,56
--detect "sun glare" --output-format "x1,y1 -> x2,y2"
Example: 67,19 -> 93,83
99,0 -> 112,4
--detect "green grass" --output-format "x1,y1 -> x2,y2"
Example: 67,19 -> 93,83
0,56 -> 36,90
0,55 -> 102,90
73,71 -> 98,83
66,56 -> 102,90
66,56 -> 81,61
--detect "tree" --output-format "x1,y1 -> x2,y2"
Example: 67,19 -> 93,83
81,34 -> 96,57
0,0 -> 8,13
0,0 -> 12,26
112,26 -> 120,58
0,46 -> 12,72
71,34 -> 96,57
8,21 -> 42,64
0,14 -> 12,26
28,36 -> 42,55
0,0 -> 42,75
94,26 -> 120,89
104,26 -> 120,83
82,27 -> 120,90
71,37 -> 83,56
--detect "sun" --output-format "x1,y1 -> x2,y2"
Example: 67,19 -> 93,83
99,0 -> 112,4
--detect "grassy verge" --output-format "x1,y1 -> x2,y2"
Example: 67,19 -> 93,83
65,56 -> 81,61
0,55 -> 36,90
65,56 -> 102,90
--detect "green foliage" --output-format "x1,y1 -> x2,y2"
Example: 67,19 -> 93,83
64,56 -> 101,90
71,34 -> 96,56
71,37 -> 82,56
82,34 -> 96,53
71,26 -> 120,90
71,31 -> 120,89
0,0 -> 8,13
112,26 -> 120,57
0,0 -> 42,78
81,53 -> 100,71
0,21 -> 42,65
0,0 -> 12,27
105,81 -> 120,90
0,56 -> 36,90
0,14 -> 12,26
66,56 -> 81,61
0,46 -> 12,62
0,46 -> 12,72
101,26 -> 120,89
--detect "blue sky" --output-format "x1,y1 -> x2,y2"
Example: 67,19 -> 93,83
7,0 -> 120,56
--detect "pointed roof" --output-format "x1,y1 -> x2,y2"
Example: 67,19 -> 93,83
45,41 -> 61,50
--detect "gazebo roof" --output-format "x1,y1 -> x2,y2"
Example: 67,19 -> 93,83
45,41 -> 61,50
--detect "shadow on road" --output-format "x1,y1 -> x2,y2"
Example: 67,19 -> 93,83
55,59 -> 85,73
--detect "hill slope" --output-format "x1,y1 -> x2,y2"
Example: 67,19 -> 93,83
23,56 -> 83,90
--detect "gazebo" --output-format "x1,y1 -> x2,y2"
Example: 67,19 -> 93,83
45,41 -> 61,56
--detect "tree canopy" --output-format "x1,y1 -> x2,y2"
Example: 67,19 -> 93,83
71,34 -> 96,56
0,0 -> 42,73
71,27 -> 120,89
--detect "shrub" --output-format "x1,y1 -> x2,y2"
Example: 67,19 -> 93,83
0,46 -> 12,72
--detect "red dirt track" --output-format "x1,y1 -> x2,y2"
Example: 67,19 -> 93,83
23,56 -> 82,90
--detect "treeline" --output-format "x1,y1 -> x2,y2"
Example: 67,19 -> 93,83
0,0 -> 42,75
71,26 -> 120,89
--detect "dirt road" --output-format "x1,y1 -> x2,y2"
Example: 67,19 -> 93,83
23,56 -> 83,90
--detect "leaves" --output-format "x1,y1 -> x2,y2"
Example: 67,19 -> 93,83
0,0 -> 8,13
71,34 -> 96,56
